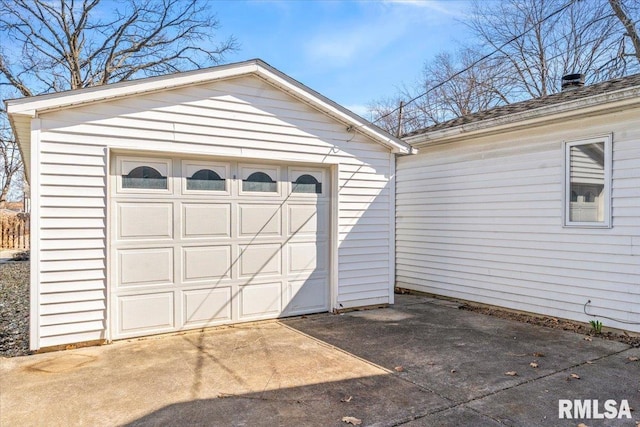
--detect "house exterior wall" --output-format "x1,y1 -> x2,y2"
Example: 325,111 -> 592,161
31,75 -> 394,348
396,107 -> 640,332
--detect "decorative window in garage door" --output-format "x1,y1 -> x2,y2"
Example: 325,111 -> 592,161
290,168 -> 325,195
118,158 -> 171,192
240,165 -> 279,194
182,161 -> 229,193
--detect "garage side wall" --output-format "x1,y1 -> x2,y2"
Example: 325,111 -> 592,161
396,108 -> 640,332
32,76 -> 393,348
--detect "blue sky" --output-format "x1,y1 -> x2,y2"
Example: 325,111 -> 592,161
212,1 -> 473,118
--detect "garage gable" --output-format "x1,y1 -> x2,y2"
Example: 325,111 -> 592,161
7,60 -> 407,350
8,59 -> 412,181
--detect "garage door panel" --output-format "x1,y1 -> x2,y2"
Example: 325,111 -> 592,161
183,287 -> 232,326
118,248 -> 174,286
288,204 -> 326,236
239,204 -> 282,236
239,282 -> 282,319
239,243 -> 282,277
285,279 -> 329,315
118,203 -> 173,240
288,241 -> 327,273
119,292 -> 174,334
183,203 -> 231,238
183,246 -> 232,281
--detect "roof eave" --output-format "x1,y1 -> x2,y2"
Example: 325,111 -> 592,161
405,86 -> 640,148
252,62 -> 412,154
6,59 -> 413,155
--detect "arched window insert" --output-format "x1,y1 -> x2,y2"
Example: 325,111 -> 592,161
122,166 -> 167,189
292,174 -> 322,194
243,171 -> 277,192
187,169 -> 225,191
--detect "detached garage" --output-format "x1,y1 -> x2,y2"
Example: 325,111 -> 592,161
7,59 -> 412,350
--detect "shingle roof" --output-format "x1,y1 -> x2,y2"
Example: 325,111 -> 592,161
404,73 -> 640,138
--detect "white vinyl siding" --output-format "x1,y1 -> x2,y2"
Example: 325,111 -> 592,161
32,76 -> 393,348
396,108 -> 640,333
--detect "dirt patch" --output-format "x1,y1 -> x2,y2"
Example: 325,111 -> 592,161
461,304 -> 640,348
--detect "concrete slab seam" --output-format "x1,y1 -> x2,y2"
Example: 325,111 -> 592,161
387,346 -> 633,426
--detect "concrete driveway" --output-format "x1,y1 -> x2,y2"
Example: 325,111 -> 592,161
1,295 -> 639,426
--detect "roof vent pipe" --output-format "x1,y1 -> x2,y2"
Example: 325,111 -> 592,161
561,73 -> 585,91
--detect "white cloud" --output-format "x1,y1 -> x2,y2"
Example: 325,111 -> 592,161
303,8 -> 408,67
302,1 -> 470,69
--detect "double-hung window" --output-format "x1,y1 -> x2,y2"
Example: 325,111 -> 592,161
563,134 -> 612,227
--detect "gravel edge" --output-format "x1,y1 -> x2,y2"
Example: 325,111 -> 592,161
0,261 -> 31,357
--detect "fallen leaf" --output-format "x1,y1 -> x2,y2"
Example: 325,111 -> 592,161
341,396 -> 353,403
583,336 -> 593,342
394,366 -> 404,372
586,361 -> 594,364
342,416 -> 362,425
628,356 -> 639,362
530,362 -> 539,368
570,373 -> 580,379
505,371 -> 518,376
532,352 -> 545,357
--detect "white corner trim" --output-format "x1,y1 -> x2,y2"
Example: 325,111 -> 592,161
29,118 -> 41,351
388,155 -> 396,305
330,164 -> 340,312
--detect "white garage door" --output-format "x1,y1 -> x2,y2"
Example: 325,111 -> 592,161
110,155 -> 330,339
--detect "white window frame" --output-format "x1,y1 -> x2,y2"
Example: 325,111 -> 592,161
563,134 -> 612,228
117,156 -> 172,194
181,160 -> 230,195
288,167 -> 327,198
238,164 -> 281,197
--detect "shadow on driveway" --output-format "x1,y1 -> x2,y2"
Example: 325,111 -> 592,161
2,295 -> 638,427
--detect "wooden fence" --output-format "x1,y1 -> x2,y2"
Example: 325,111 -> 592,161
1,212 -> 30,250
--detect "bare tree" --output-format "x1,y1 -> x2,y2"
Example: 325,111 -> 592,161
412,49 -> 511,125
367,95 -> 408,137
370,48 -> 512,134
468,0 -> 629,99
370,0 -> 640,134
0,0 -> 237,201
609,0 -> 640,64
0,125 -> 22,207
0,0 -> 238,95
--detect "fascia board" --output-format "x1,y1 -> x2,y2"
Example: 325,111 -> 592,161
6,62 -> 259,117
6,58 -> 413,155
407,87 -> 640,148
254,64 -> 412,154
